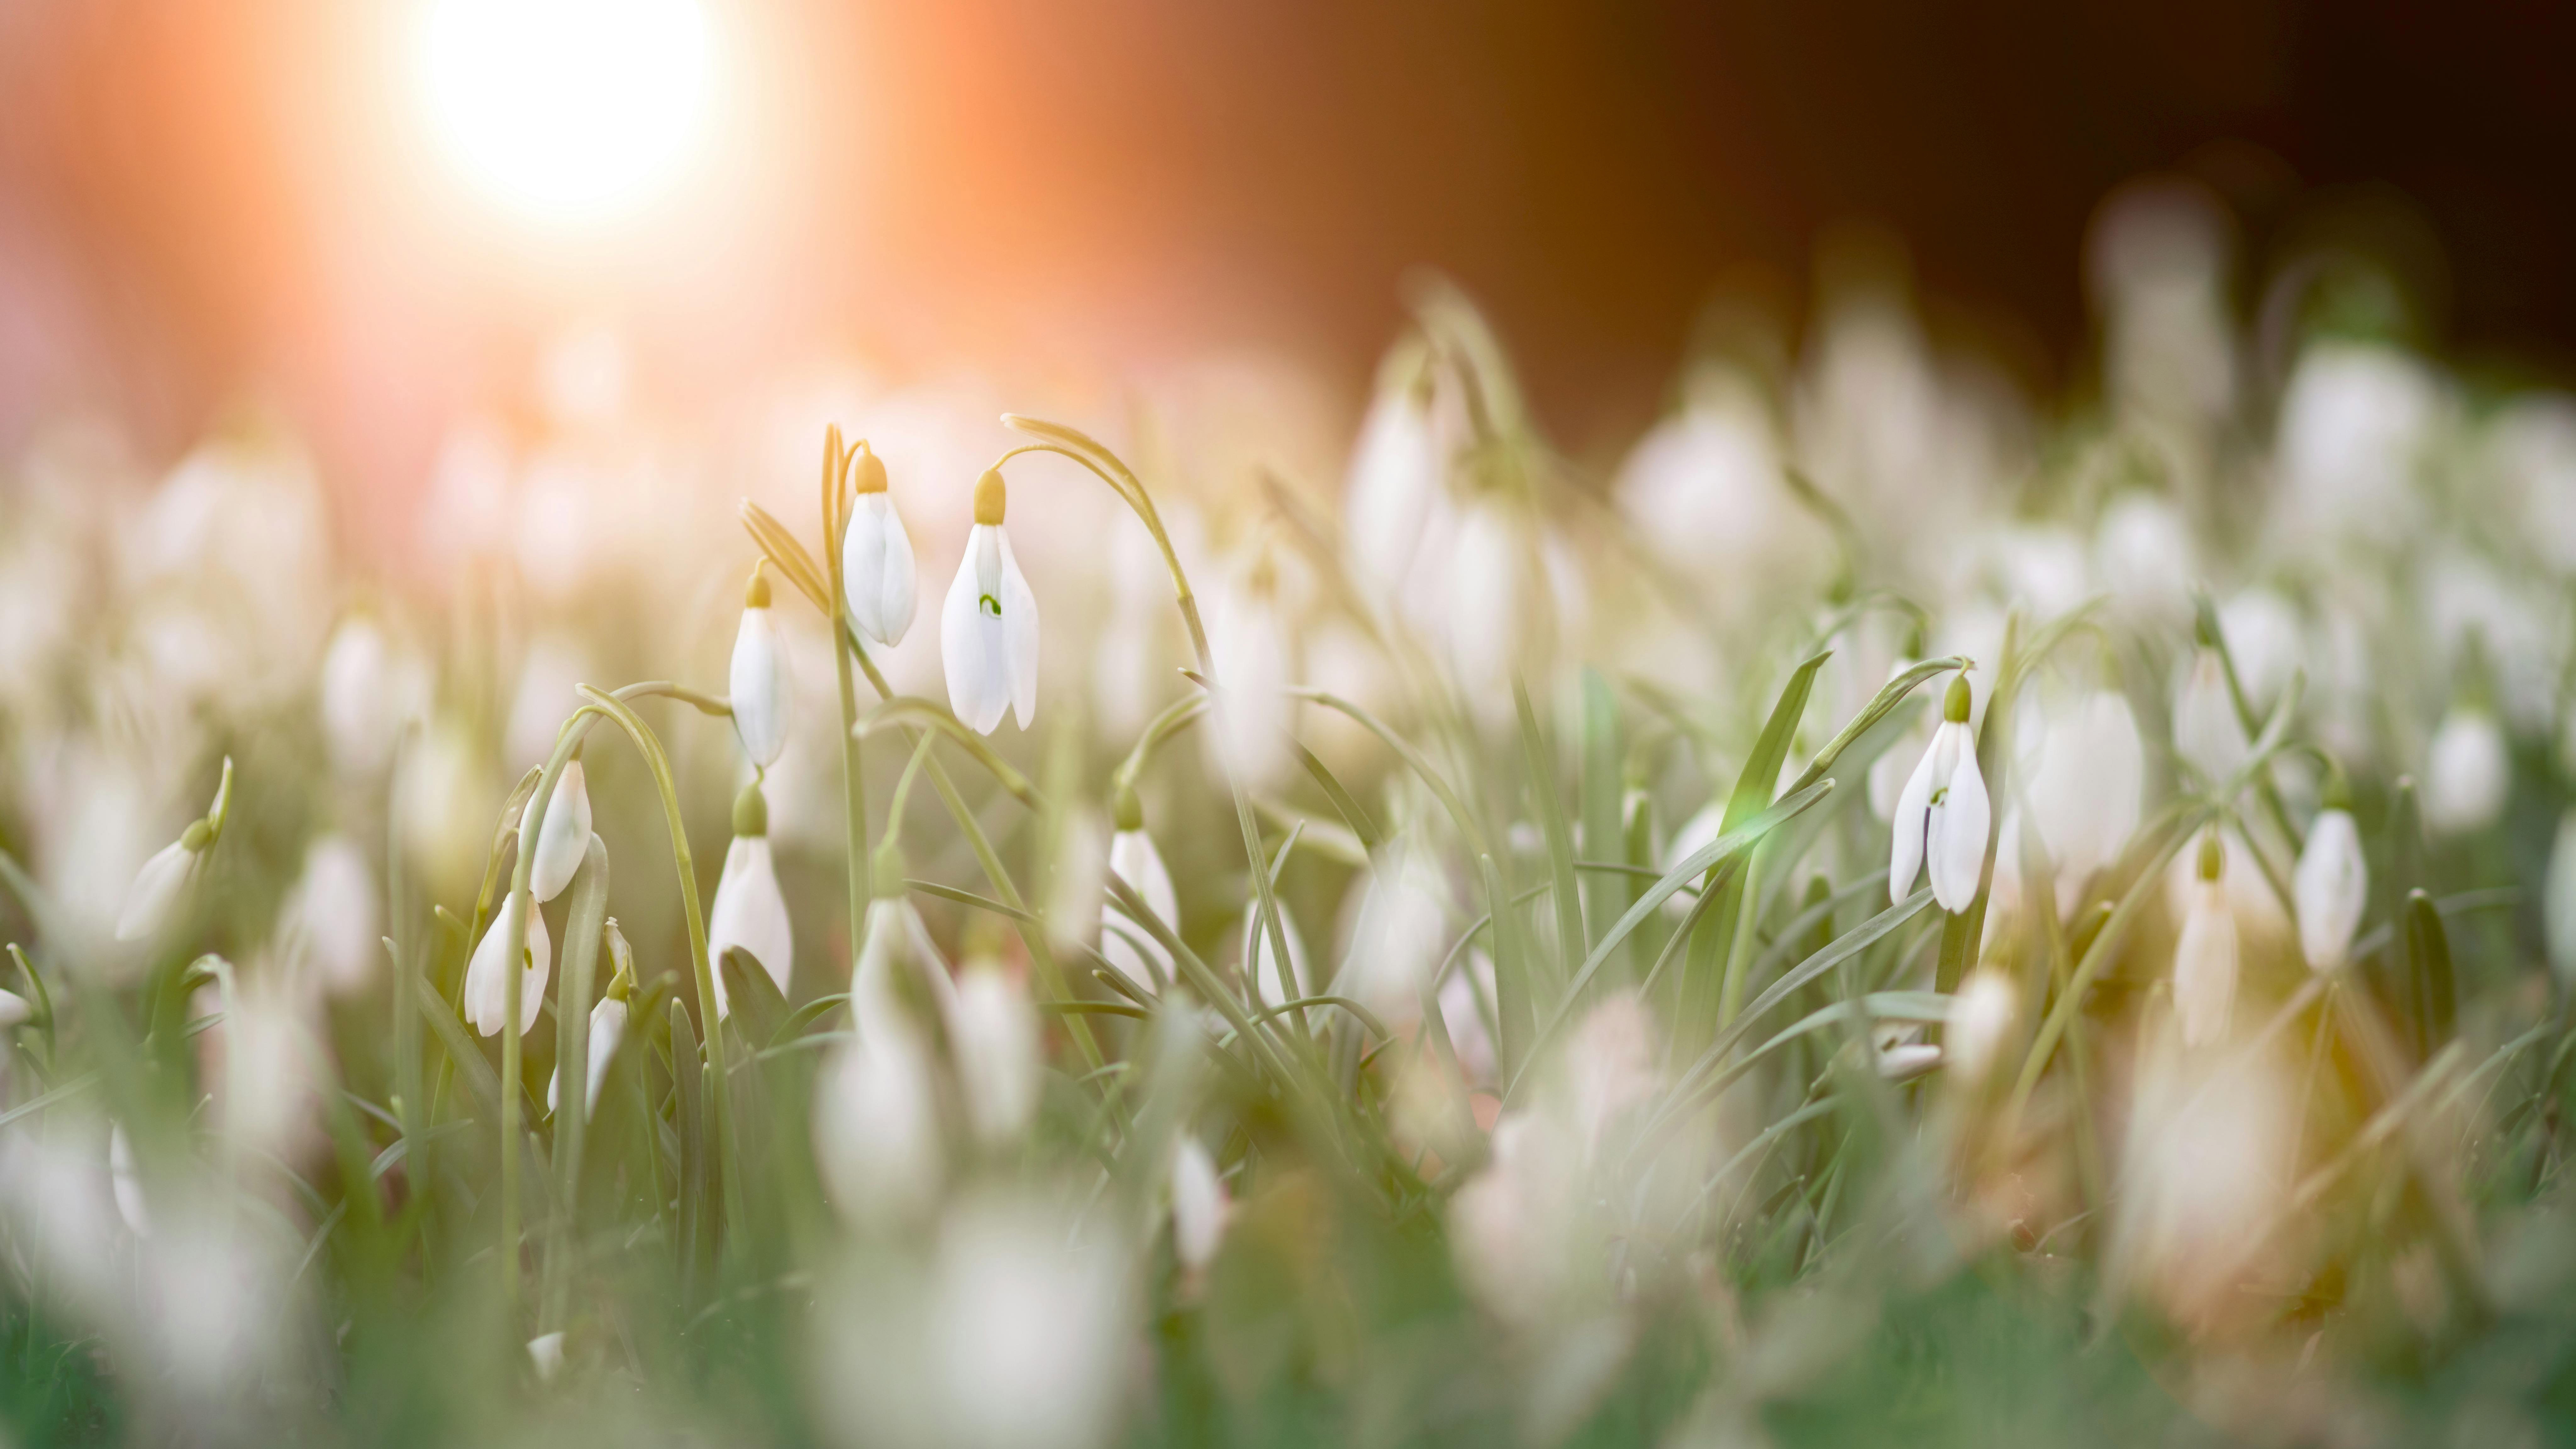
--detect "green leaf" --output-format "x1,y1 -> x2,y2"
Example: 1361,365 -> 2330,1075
1296,742 -> 1382,853
1516,676 -> 1585,1000
719,947 -> 789,1051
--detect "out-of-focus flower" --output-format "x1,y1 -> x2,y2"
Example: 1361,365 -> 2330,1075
398,717 -> 499,903
2113,1027 -> 2299,1332
548,991 -> 628,1121
2293,796 -> 2368,972
1949,968 -> 2018,1083
464,895 -> 552,1038
1890,673 -> 1990,912
110,1122 -> 149,1236
1101,794 -> 1178,992
0,988 -> 31,1028
2488,395 -> 2576,575
217,974 -> 325,1162
1613,368 -> 1832,618
318,613 -> 428,777
2172,647 -> 2247,786
843,443 -> 920,647
115,761 -> 230,943
2088,178 -> 2238,441
2272,341 -> 2440,550
525,759 -> 592,904
1335,839 -> 1450,1018
1242,902 -> 1311,1011
1441,497 -> 1523,703
528,1332 -> 566,1383
275,833 -> 380,996
2218,589 -> 2305,710
1204,560 -> 1296,788
813,1020 -> 941,1225
731,570 -> 792,768
1872,1024 -> 1942,1081
942,470 -> 1039,734
503,635 -> 595,774
2174,833 -> 2238,1049
1171,1136 -> 1230,1273
1345,339 -> 1443,596
2423,705 -> 2508,836
2027,688 -> 2143,914
852,891 -> 962,1041
2547,810 -> 2576,987
949,960 -> 1039,1144
2092,492 -> 2195,622
709,782 -> 793,1014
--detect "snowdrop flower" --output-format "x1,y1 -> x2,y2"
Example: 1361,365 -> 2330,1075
1100,790 -> 1178,992
110,1124 -> 149,1236
949,960 -> 1040,1144
850,885 -> 963,1046
1345,341 -> 1442,594
1949,968 -> 2018,1083
842,441 -> 919,647
2027,687 -> 2144,914
1205,561 -> 1296,788
277,833 -> 380,995
0,988 -> 31,1029
1890,673 -> 1991,913
115,759 -> 231,943
1440,498 -> 1522,703
2172,647 -> 2247,786
2272,341 -> 2437,550
318,612 -> 426,777
2423,704 -> 2509,836
942,469 -> 1039,735
730,568 -> 791,769
547,982 -> 629,1121
2092,492 -> 2195,622
464,894 -> 552,1038
1872,1025 -> 1943,1082
2173,832 -> 2238,1049
707,781 -> 793,1016
1171,1135 -> 1230,1274
523,756 -> 592,904
2546,810 -> 2576,988
527,1332 -> 566,1383
813,1019 -> 942,1224
2292,781 -> 2368,972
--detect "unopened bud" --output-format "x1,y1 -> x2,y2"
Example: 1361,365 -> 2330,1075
974,468 -> 1008,526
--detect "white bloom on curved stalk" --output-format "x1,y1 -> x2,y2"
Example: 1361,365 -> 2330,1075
2172,647 -> 2248,787
1101,796 -> 1178,993
708,783 -> 792,1017
1171,1136 -> 1230,1274
942,469 -> 1039,735
1890,673 -> 1991,913
464,895 -> 552,1038
730,570 -> 791,769
841,443 -> 919,647
276,833 -> 380,995
2293,798 -> 2368,972
2028,688 -> 2143,914
524,759 -> 592,903
2174,833 -> 2239,1049
813,1020 -> 942,1225
2423,705 -> 2509,836
950,960 -> 1040,1144
1949,968 -> 2018,1083
2547,810 -> 2576,988
1345,343 -> 1441,593
116,761 -> 231,943
851,891 -> 962,1041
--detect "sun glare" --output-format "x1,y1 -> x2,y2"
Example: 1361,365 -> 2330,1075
413,0 -> 713,229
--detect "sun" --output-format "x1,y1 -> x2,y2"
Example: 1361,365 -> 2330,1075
411,0 -> 714,229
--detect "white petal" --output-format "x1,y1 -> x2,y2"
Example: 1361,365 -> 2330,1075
813,1026 -> 941,1223
729,606 -> 790,768
1102,828 -> 1178,990
1887,733 -> 1940,904
527,761 -> 591,902
466,896 -> 551,1038
115,839 -> 198,942
1927,725 -> 1990,913
707,835 -> 793,1017
2547,810 -> 2576,987
2424,708 -> 2509,836
583,996 -> 627,1118
0,989 -> 30,1028
2293,809 -> 2368,972
2173,883 -> 2238,1047
942,528 -> 1009,734
950,964 -> 1039,1142
1171,1136 -> 1229,1272
844,494 -> 919,646
998,527 -> 1040,730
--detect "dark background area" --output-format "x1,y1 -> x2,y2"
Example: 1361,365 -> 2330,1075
2,0 -> 2571,472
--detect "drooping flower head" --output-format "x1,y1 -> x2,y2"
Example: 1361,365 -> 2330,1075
524,752 -> 592,904
842,441 -> 919,648
942,468 -> 1039,735
464,891 -> 552,1038
1890,672 -> 1992,913
2292,767 -> 2368,973
707,780 -> 792,1016
730,566 -> 791,769
1101,787 -> 1178,994
2174,831 -> 2239,1049
116,758 -> 233,944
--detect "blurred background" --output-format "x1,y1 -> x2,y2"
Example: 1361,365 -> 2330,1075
4,0 -> 2573,563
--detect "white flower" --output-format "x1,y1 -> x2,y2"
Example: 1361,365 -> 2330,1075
949,962 -> 1039,1144
1949,968 -> 2018,1083
2173,833 -> 2238,1049
318,613 -> 426,777
1242,903 -> 1311,1011
115,833 -> 204,943
0,988 -> 31,1028
1441,499 -> 1521,701
707,784 -> 792,1017
2423,705 -> 2509,836
1101,808 -> 1178,992
842,445 -> 919,646
1889,673 -> 1991,913
2293,805 -> 2368,972
2092,492 -> 2195,621
524,760 -> 592,903
464,895 -> 553,1038
1335,840 -> 1450,1017
277,833 -> 380,995
1873,1028 -> 1943,1082
2172,647 -> 2248,786
527,1331 -> 566,1383
730,574 -> 791,769
109,1123 -> 148,1236
1205,570 -> 1295,789
2027,688 -> 2144,913
813,1022 -> 941,1225
1345,344 -> 1442,593
548,994 -> 628,1120
2273,341 -> 2437,549
1171,1136 -> 1229,1273
2547,810 -> 2576,987
851,894 -> 962,1043
941,470 -> 1039,735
